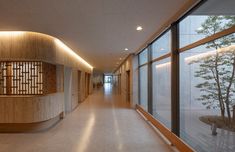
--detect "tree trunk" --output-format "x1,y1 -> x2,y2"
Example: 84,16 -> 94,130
214,52 -> 225,120
233,105 -> 235,122
225,102 -> 231,125
224,55 -> 235,125
221,106 -> 225,120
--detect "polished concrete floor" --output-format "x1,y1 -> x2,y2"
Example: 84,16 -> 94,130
0,84 -> 174,152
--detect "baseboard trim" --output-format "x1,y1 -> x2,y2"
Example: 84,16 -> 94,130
0,113 -> 62,133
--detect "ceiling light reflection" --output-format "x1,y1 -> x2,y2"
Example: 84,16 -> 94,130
184,45 -> 235,64
155,62 -> 171,69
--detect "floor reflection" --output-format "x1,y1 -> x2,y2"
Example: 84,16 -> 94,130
0,85 -> 173,152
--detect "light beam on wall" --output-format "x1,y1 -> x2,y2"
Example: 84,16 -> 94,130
155,62 -> 171,69
0,31 -> 93,69
184,45 -> 235,64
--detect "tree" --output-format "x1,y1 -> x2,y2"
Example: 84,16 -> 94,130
189,16 -> 235,125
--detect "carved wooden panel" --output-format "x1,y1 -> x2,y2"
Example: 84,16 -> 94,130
0,61 -> 43,95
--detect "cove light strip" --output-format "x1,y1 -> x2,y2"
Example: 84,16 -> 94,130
54,39 -> 93,69
0,31 -> 93,69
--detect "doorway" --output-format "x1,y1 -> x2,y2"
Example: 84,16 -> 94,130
104,75 -> 113,83
126,71 -> 130,103
78,70 -> 81,103
85,72 -> 90,98
118,74 -> 121,93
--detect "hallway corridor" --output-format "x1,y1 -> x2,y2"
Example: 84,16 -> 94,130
0,84 -> 174,152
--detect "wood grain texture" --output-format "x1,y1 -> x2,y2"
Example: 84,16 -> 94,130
43,62 -> 57,94
0,32 -> 92,73
0,32 -> 93,129
114,55 -> 134,107
0,93 -> 64,123
0,114 -> 61,133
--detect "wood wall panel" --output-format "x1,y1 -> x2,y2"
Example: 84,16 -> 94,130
114,55 -> 134,107
0,93 -> 64,123
56,65 -> 64,92
0,31 -> 93,129
0,32 -> 92,73
43,62 -> 57,94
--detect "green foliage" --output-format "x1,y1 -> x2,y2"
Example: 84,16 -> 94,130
190,15 -> 235,117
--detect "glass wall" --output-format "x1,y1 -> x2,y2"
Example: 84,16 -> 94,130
152,30 -> 171,59
151,30 -> 172,129
152,57 -> 171,129
139,65 -> 148,110
179,0 -> 235,151
179,1 -> 235,48
180,34 -> 235,152
139,49 -> 148,65
137,0 -> 235,151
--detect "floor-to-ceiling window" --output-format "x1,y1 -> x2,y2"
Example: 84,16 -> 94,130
139,49 -> 148,111
137,0 -> 235,151
179,0 -> 235,151
151,30 -> 172,129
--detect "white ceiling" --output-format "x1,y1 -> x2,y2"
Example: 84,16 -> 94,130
0,0 -> 190,72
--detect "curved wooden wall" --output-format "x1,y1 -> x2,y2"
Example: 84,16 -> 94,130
0,93 -> 64,123
0,31 -> 93,132
0,31 -> 92,73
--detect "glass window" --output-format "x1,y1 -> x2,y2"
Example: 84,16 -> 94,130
180,34 -> 235,152
152,30 -> 171,59
104,75 -> 113,83
139,65 -> 148,111
179,0 -> 235,48
152,58 -> 171,129
139,49 -> 148,65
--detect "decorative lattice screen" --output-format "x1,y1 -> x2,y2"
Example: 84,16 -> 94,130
0,61 -> 43,95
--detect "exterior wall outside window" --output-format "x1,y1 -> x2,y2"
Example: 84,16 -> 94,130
180,34 -> 235,152
152,30 -> 171,59
139,65 -> 148,111
139,49 -> 148,65
152,58 -> 171,129
178,0 -> 235,151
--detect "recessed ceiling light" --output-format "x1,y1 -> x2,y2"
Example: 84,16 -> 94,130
136,26 -> 143,31
124,48 -> 128,51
